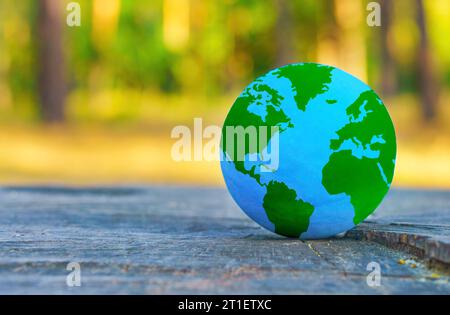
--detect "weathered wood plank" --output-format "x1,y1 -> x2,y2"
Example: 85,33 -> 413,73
0,186 -> 448,294
346,189 -> 450,267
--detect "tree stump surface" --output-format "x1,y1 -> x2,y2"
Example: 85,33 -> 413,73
0,186 -> 448,294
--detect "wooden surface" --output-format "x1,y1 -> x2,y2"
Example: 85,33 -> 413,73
0,186 -> 449,294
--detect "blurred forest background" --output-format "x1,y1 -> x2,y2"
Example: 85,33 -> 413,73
0,0 -> 449,187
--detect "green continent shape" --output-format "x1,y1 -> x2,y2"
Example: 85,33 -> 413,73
322,151 -> 390,224
322,90 -> 396,224
221,81 -> 291,184
275,63 -> 334,111
263,181 -> 315,237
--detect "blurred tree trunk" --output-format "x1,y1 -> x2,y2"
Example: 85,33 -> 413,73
333,0 -> 367,82
317,1 -> 339,66
379,0 -> 397,97
416,0 -> 437,121
38,0 -> 66,123
274,0 -> 293,67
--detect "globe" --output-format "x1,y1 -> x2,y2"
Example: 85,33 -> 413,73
220,63 -> 396,239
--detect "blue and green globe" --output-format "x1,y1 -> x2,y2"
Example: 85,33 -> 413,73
220,63 -> 396,239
